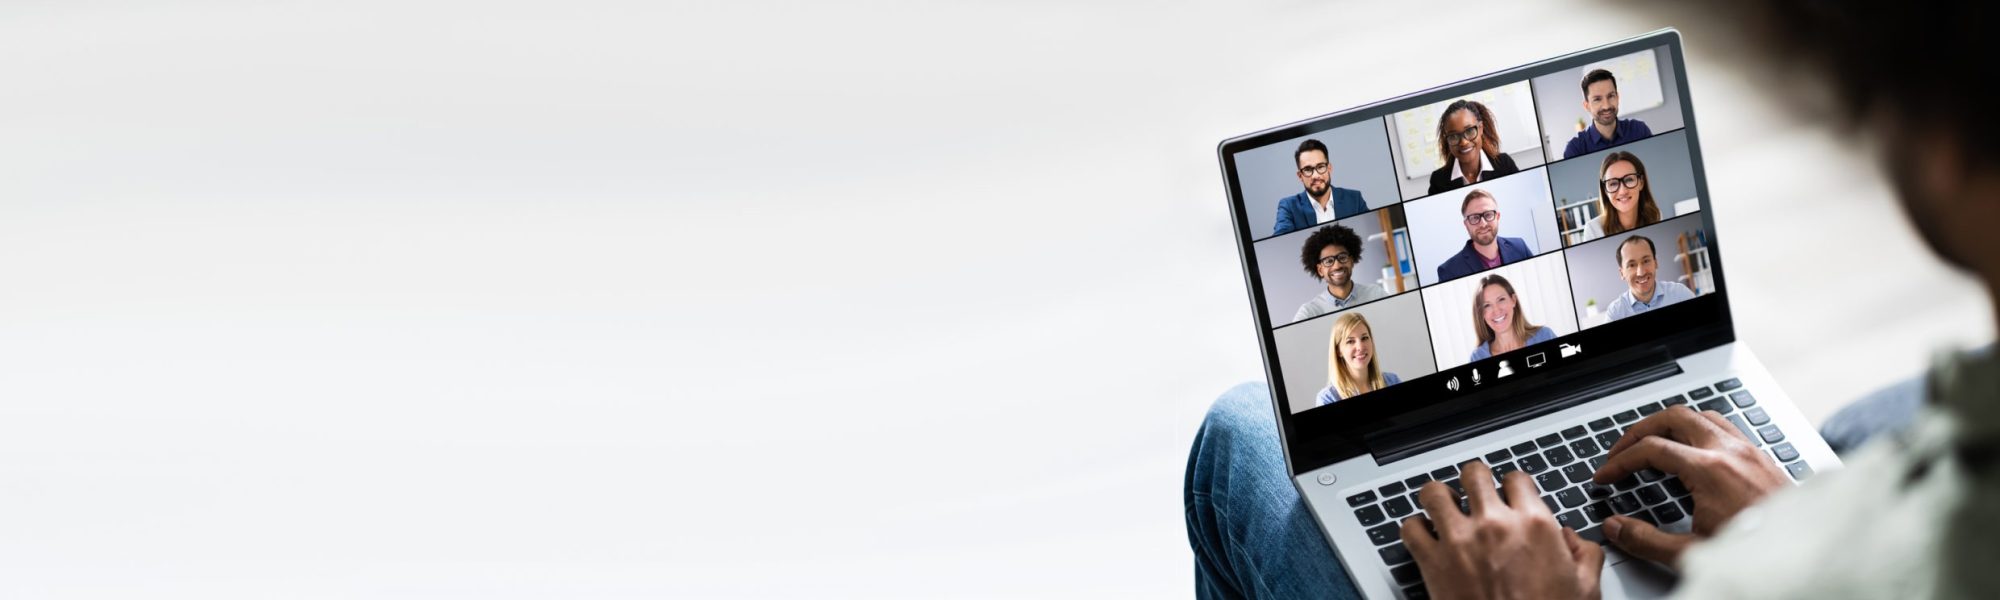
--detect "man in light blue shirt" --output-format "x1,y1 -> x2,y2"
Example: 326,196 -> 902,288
1607,234 -> 1695,321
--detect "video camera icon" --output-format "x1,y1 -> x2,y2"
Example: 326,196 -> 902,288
1560,343 -> 1582,358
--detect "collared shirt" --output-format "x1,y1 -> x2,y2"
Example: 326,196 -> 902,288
1562,118 -> 1654,159
1670,347 -> 2000,598
1606,280 -> 1695,321
1311,192 -> 1337,224
1451,148 -> 1492,186
1293,282 -> 1389,322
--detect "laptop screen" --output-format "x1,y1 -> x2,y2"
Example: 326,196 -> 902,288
1219,32 -> 1735,470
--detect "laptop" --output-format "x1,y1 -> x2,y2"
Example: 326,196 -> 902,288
1214,29 -> 1840,599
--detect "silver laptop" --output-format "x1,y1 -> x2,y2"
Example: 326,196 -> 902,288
1214,29 -> 1840,599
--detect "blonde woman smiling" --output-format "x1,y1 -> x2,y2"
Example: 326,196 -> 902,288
1315,312 -> 1402,406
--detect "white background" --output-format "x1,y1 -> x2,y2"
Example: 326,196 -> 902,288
1419,253 -> 1581,370
0,1 -> 1993,598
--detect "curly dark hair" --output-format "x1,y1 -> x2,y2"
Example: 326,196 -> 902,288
1299,224 -> 1363,280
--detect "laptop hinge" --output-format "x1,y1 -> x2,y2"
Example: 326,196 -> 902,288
1365,348 -> 1683,465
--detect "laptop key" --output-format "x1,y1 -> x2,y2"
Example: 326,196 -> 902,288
1593,430 -> 1623,451
1610,493 -> 1643,514
1444,478 -> 1465,496
1380,481 -> 1407,497
1384,495 -> 1415,518
1561,426 -> 1588,440
1662,477 -> 1690,497
1744,407 -> 1771,426
1588,418 -> 1615,432
1367,522 -> 1401,546
1557,487 -> 1587,509
1356,505 -> 1386,526
1652,501 -> 1686,524
1696,397 -> 1732,414
1787,460 -> 1814,481
1637,468 -> 1666,483
1517,454 -> 1550,474
1544,446 -> 1575,466
1431,465 -> 1458,480
1556,509 -> 1588,531
1404,473 -> 1433,489
1730,391 -> 1757,407
1661,394 -> 1689,407
1612,474 -> 1641,491
1688,387 -> 1715,401
1637,484 -> 1668,506
1348,491 -> 1377,507
1485,449 -> 1512,464
1569,438 -> 1601,458
1405,585 -> 1431,600
1724,413 -> 1757,443
1562,462 -> 1594,485
1771,442 -> 1800,463
1758,425 -> 1786,444
1578,525 -> 1606,544
1541,495 -> 1559,514
1637,403 -> 1663,416
1677,496 -> 1694,512
1716,378 -> 1744,391
1391,563 -> 1422,585
1536,433 -> 1565,448
1588,455 -> 1608,471
1583,501 -> 1612,522
1535,470 -> 1566,492
1492,462 -> 1519,479
1583,482 -> 1615,499
1613,410 -> 1640,424
1380,542 -> 1413,565
1510,441 -> 1539,456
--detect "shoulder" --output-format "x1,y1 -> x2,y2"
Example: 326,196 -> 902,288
1277,191 -> 1308,207
1563,133 -> 1588,157
1492,152 -> 1518,170
1384,372 -> 1402,385
1624,118 -> 1652,135
1529,326 -> 1557,342
1317,386 -> 1340,406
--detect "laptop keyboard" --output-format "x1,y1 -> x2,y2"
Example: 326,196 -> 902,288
1347,378 -> 1812,600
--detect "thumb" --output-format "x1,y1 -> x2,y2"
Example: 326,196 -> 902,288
1565,528 -> 1606,595
1603,515 -> 1692,566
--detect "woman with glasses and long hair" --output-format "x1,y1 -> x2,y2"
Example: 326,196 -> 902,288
1578,150 -> 1662,241
1315,312 -> 1401,405
1467,273 -> 1556,360
1427,99 -> 1521,195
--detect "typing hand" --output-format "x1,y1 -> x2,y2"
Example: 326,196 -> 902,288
1402,460 -> 1604,600
1591,406 -> 1789,566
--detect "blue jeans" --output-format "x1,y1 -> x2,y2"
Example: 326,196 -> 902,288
1183,380 -> 1920,599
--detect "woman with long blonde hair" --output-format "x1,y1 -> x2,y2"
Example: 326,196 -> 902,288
1315,312 -> 1402,406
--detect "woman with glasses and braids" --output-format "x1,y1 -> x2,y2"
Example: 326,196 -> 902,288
1578,150 -> 1662,242
1427,99 -> 1520,195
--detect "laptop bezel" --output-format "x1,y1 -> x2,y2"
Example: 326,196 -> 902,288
1216,29 -> 1739,475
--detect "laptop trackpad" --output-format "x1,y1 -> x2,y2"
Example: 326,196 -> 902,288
1599,547 -> 1677,598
